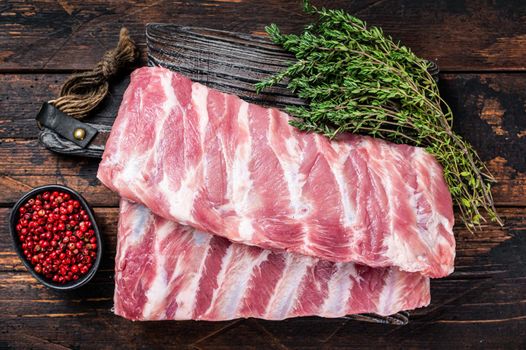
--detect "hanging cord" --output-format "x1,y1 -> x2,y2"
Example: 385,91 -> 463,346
48,27 -> 138,119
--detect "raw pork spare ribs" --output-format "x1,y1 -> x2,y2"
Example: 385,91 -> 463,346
115,200 -> 431,321
98,67 -> 455,278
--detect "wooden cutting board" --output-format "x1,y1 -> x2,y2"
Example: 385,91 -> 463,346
39,24 -> 438,158
36,24 -> 442,324
38,25 -> 304,157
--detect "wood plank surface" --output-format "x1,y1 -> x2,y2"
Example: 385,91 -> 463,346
1,0 -> 525,348
0,73 -> 128,139
1,207 -> 525,348
1,0 -> 526,71
1,72 -> 525,206
0,138 -> 524,208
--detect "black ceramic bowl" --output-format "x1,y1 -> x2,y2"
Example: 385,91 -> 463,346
9,185 -> 102,290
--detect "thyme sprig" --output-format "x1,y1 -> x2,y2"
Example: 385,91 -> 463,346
256,1 -> 501,230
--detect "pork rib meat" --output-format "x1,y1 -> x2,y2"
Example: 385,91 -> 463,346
115,200 -> 430,321
98,67 -> 455,278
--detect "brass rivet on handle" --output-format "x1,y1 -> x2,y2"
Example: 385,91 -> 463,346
73,128 -> 86,141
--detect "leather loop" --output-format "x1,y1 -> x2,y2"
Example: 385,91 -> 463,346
36,103 -> 98,148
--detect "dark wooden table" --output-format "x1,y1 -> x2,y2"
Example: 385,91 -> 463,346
1,1 -> 525,348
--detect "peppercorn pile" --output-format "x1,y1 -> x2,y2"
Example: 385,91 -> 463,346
15,191 -> 97,284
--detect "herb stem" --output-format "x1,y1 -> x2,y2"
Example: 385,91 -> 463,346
256,0 -> 501,230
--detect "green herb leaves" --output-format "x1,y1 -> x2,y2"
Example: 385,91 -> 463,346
256,1 -> 501,230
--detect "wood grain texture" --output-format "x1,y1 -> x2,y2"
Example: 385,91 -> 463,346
146,25 -> 301,107
1,0 -> 526,71
5,24 -> 525,167
1,207 -> 525,348
1,0 -> 526,348
0,73 -> 128,140
27,20 -> 436,158
146,25 -> 437,106
0,129 -> 524,207
1,43 -> 525,203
